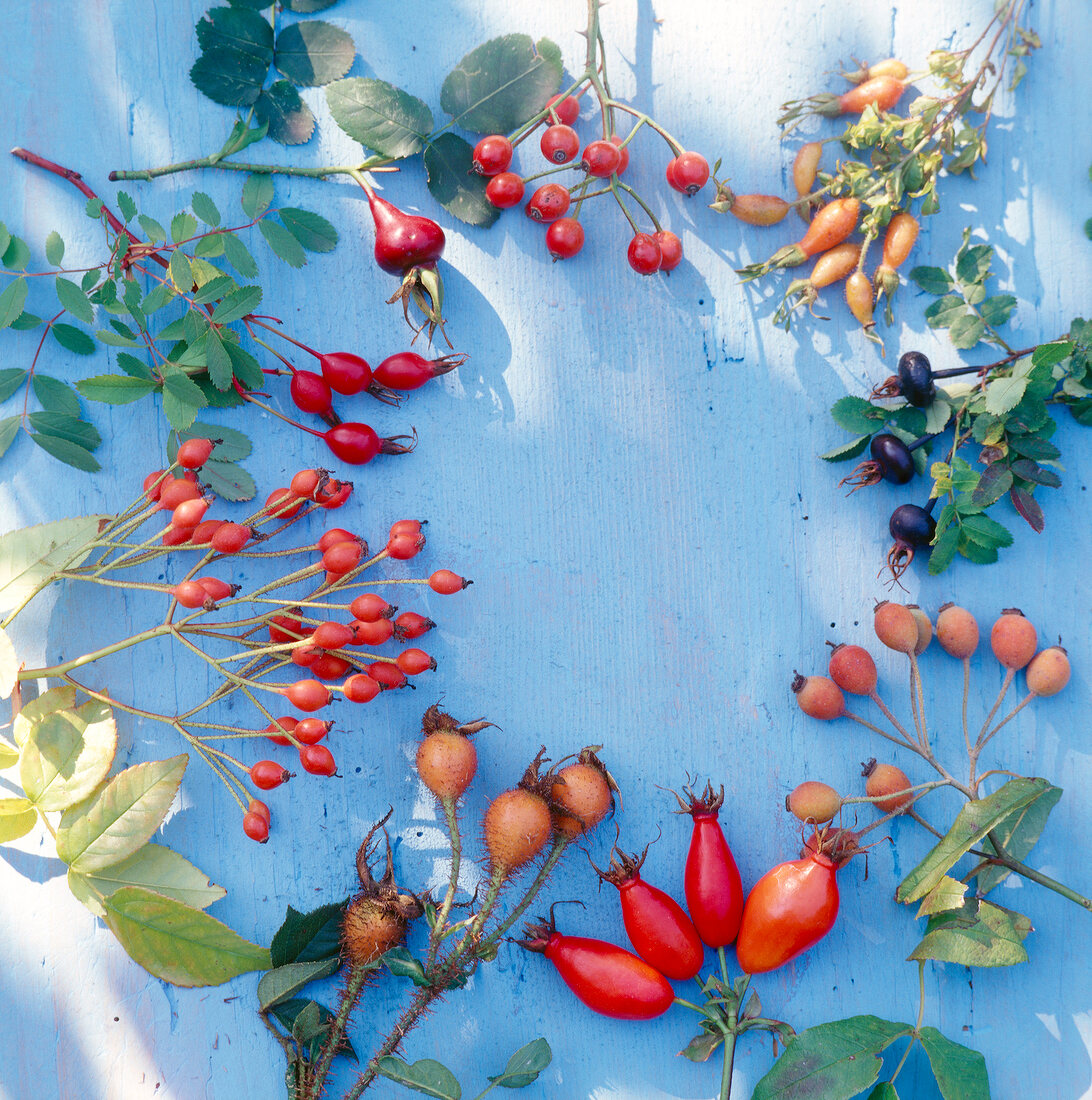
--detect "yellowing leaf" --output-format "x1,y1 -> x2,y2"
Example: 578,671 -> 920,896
13,684 -> 76,746
0,797 -> 37,842
0,516 -> 109,618
0,625 -> 16,698
20,700 -> 117,811
104,886 -> 270,987
68,843 -> 226,919
56,755 -> 187,873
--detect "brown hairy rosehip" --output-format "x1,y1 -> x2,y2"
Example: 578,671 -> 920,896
549,747 -> 616,837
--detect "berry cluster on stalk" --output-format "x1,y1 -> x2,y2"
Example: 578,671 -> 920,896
9,441 -> 471,845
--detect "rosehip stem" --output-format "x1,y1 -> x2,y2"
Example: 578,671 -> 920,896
237,391 -> 324,437
249,317 -> 320,357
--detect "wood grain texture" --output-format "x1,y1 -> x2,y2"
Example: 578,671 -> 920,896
1,0 -> 1090,1097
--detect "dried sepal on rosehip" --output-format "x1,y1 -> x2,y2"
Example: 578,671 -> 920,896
342,811 -> 424,968
548,746 -> 617,837
416,703 -> 495,801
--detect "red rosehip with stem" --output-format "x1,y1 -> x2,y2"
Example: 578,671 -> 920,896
545,218 -> 585,260
627,233 -> 662,276
526,184 -> 571,223
541,124 -> 580,164
372,351 -> 465,392
472,135 -> 513,176
581,140 -> 621,177
545,93 -> 580,126
486,173 -> 525,209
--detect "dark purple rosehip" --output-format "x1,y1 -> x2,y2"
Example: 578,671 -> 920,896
886,502 -> 937,583
897,351 -> 936,407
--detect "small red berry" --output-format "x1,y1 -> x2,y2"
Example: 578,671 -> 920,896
295,718 -> 332,745
369,661 -> 407,690
283,679 -> 332,712
581,139 -> 621,177
291,643 -> 322,668
322,540 -> 364,575
197,576 -> 234,602
352,617 -> 394,646
389,519 -> 423,539
250,760 -> 291,790
172,497 -> 209,529
609,134 -> 630,174
526,184 -> 571,223
265,717 -> 298,747
387,532 -> 426,560
242,811 -> 270,843
540,124 -> 580,164
266,488 -> 304,519
397,648 -> 436,675
191,519 -> 224,545
211,523 -> 252,553
173,581 -> 210,609
394,612 -> 434,640
269,614 -> 304,644
545,217 -> 585,260
299,743 -> 337,776
320,352 -> 372,396
472,134 -> 514,176
343,673 -> 381,703
177,437 -> 215,469
545,93 -> 580,126
486,172 -> 525,209
248,798 -> 271,823
143,470 -> 167,502
162,525 -> 196,547
159,478 -> 202,511
654,231 -> 683,271
627,233 -> 662,276
310,654 -> 352,681
350,593 -> 395,622
429,569 -> 468,594
290,370 -> 334,416
316,480 -> 353,509
290,469 -> 323,499
670,151 -> 710,195
313,621 -> 355,650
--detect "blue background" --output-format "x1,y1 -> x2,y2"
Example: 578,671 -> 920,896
1,1 -> 1090,1097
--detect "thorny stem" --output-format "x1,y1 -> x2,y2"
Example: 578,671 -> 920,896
304,963 -> 372,1100
481,835 -> 571,949
425,797 -> 462,972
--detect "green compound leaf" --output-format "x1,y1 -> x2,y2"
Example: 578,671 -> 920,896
103,886 -> 270,987
277,208 -> 338,252
283,0 -> 340,10
168,421 -> 252,463
0,368 -> 28,401
424,134 -> 500,228
910,266 -> 955,296
160,365 -> 209,430
977,782 -> 1062,894
326,78 -> 434,159
32,374 -> 81,417
820,433 -> 870,462
191,191 -> 221,226
257,957 -> 340,1010
241,175 -> 274,220
19,700 -> 117,811
211,284 -> 263,323
270,898 -> 348,966
908,897 -> 1031,967
255,80 -> 316,145
898,778 -> 1053,903
200,459 -> 256,502
830,395 -> 886,435
440,34 -> 562,134
56,755 -> 188,873
376,1056 -> 461,1100
752,1016 -> 912,1100
68,843 -> 226,919
195,6 -> 274,61
919,1027 -> 990,1100
274,20 -> 354,86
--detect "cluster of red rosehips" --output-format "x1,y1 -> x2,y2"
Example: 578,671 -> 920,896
129,442 -> 471,843
471,92 -> 711,275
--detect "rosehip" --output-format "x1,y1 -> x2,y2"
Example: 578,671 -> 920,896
792,673 -> 845,720
1025,646 -> 1070,696
990,608 -> 1037,670
177,437 -> 215,468
350,593 -> 395,622
250,760 -> 291,790
299,743 -> 337,776
429,570 -> 468,594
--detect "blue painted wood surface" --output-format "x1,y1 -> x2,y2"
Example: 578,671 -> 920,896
1,1 -> 1090,1097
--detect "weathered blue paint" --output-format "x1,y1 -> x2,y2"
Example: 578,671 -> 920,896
1,1 -> 1090,1097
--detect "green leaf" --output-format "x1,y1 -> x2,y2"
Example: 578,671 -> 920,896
13,684 -> 77,745
752,1017 -> 912,1100
20,700 -> 117,811
274,20 -> 354,86
955,242 -> 993,285
68,842 -> 226,919
51,323 -> 96,356
978,294 -> 1016,327
137,214 -> 167,243
0,279 -> 29,330
221,232 -> 259,278
919,1027 -> 990,1100
957,537 -> 997,565
257,957 -> 341,1010
190,48 -> 269,107
56,755 -> 188,873
830,395 -> 885,435
74,372 -> 156,407
32,374 -> 81,417
283,0 -> 340,10
0,416 -> 18,460
171,213 -> 198,246
254,80 -> 316,145
908,897 -> 1031,967
201,328 -> 231,390
3,235 -> 31,270
0,368 -> 28,402
211,284 -> 263,324
984,376 -> 1027,415
224,342 -> 265,389
977,783 -> 1062,893
487,1037 -> 552,1088
241,174 -> 275,219
0,516 -> 106,614
927,523 -> 960,575
441,34 -> 562,134
160,366 -> 209,430
376,1056 -> 461,1100
10,312 -> 42,331
1010,458 -> 1061,488
909,265 -> 954,296
27,411 -> 100,448
191,275 -> 238,305
922,399 -> 951,434
195,5 -> 274,60
270,899 -> 348,966
949,313 -> 986,350
868,1086 -> 899,1100
680,1030 -> 724,1063
0,797 -> 38,842
116,352 -> 155,380
1031,341 -> 1074,370
277,208 -> 338,252
820,433 -> 870,462
971,462 -> 1013,507
103,886 -> 270,987
0,222 -> 9,258
897,778 -> 1054,903
0,736 -> 19,770
959,513 -> 1014,550
259,218 -> 307,267
915,875 -> 968,919
29,433 -> 100,472
199,459 -> 256,501
270,998 -> 357,1062
191,192 -> 221,226
1009,485 -> 1044,532
325,78 -> 434,159
1008,435 -> 1060,461
423,135 -> 500,228
45,230 -> 65,266
383,945 -> 430,986
168,251 -> 193,295
924,295 -> 968,330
